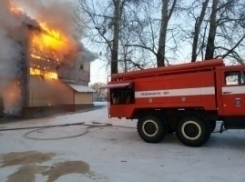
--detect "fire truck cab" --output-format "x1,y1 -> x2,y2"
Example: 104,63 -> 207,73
101,59 -> 245,147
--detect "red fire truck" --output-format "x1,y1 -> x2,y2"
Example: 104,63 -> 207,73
101,59 -> 245,146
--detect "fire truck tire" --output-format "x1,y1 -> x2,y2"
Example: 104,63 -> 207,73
176,113 -> 211,147
137,114 -> 167,143
209,120 -> 216,133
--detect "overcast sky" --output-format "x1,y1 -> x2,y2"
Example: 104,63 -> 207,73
90,59 -> 108,84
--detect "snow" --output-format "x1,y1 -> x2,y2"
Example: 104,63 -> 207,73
0,103 -> 245,182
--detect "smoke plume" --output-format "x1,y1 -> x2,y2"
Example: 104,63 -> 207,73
13,0 -> 81,37
0,0 -> 27,115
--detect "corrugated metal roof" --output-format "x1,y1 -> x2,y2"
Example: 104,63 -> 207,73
67,83 -> 95,93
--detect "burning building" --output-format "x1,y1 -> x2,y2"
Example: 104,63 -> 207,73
0,0 -> 96,117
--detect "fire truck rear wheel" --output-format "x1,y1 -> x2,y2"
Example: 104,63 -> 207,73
137,114 -> 167,143
176,113 -> 211,147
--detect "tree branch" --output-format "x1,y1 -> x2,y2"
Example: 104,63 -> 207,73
125,44 -> 156,55
220,35 -> 245,59
168,0 -> 177,21
124,59 -> 144,70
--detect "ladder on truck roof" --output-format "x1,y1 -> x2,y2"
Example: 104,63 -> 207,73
111,59 -> 224,81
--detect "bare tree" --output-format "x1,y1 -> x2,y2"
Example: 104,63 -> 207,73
180,0 -> 245,64
214,0 -> 245,64
78,0 -> 245,74
125,0 -> 179,67
77,0 -> 141,74
157,0 -> 177,67
205,0 -> 218,60
111,0 -> 120,74
191,0 -> 209,62
205,0 -> 245,64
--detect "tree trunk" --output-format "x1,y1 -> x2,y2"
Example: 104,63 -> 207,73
205,0 -> 218,60
191,0 -> 209,62
124,58 -> 128,72
111,0 -> 120,74
157,0 -> 169,67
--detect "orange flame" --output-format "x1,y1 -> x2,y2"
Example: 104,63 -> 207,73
30,68 -> 58,80
29,22 -> 70,62
9,2 -> 76,80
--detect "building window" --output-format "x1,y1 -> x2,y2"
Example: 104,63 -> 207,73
80,64 -> 84,70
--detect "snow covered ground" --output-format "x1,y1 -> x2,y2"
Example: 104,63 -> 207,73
0,102 -> 245,182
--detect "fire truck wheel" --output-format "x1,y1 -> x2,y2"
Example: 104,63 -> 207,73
137,114 -> 167,143
176,113 -> 211,147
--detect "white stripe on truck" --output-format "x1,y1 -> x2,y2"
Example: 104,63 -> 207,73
135,87 -> 215,98
222,86 -> 245,95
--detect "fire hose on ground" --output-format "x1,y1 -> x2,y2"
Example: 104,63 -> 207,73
0,121 -> 227,141
0,122 -> 113,140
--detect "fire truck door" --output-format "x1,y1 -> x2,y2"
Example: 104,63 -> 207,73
222,71 -> 245,116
